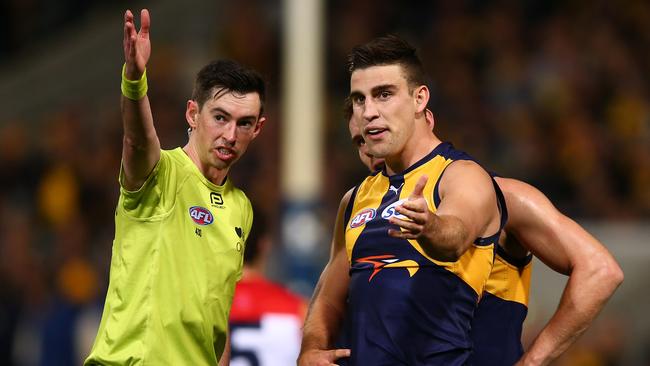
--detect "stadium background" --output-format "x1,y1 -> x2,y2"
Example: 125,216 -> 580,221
0,0 -> 648,364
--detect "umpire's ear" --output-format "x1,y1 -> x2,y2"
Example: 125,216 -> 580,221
185,100 -> 199,129
251,116 -> 266,140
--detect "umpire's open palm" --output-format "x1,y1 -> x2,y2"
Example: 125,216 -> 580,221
123,9 -> 150,78
388,175 -> 435,245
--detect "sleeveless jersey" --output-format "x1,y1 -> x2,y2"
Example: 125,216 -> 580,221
341,142 -> 505,366
469,244 -> 532,366
229,275 -> 305,366
85,148 -> 253,366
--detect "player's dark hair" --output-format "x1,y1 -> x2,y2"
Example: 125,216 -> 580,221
192,59 -> 266,115
244,207 -> 267,264
347,35 -> 427,90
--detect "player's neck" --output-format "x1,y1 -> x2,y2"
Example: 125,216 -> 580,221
385,132 -> 441,175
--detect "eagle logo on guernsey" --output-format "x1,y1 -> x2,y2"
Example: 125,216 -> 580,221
356,255 -> 420,282
350,208 -> 376,228
189,206 -> 214,225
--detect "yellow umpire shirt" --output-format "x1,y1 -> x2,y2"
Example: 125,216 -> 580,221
85,148 -> 253,365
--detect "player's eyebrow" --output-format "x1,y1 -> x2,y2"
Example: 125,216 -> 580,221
370,84 -> 396,96
349,84 -> 397,100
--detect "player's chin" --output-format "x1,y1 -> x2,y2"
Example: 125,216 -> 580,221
367,144 -> 391,160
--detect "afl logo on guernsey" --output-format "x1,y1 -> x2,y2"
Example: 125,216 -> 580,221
381,199 -> 408,220
350,208 -> 376,228
189,206 -> 214,225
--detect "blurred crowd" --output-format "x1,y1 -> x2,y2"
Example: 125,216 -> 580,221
325,0 -> 650,219
0,0 -> 648,364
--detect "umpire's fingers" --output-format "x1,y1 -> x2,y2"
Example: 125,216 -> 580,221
123,11 -> 135,47
140,9 -> 150,37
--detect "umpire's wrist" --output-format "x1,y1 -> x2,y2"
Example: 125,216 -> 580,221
121,63 -> 148,100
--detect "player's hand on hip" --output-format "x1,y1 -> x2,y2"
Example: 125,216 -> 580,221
388,175 -> 435,241
297,348 -> 351,366
123,9 -> 151,79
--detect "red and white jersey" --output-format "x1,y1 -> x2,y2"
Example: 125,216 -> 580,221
229,275 -> 306,366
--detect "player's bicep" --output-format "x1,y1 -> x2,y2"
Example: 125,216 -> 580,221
436,161 -> 499,241
499,178 -> 572,274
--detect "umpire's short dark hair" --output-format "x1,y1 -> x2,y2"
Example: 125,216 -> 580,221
347,35 -> 427,91
192,59 -> 266,115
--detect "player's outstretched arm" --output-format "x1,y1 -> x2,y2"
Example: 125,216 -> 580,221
497,178 -> 624,366
389,161 -> 500,262
298,190 -> 353,366
121,9 -> 160,191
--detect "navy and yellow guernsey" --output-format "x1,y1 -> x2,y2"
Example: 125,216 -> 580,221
469,241 -> 533,366
341,142 -> 506,366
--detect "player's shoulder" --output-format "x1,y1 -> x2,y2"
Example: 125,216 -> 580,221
341,186 -> 356,206
441,159 -> 494,192
445,158 -> 488,176
494,177 -> 549,205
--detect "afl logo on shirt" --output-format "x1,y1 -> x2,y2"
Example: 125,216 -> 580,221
381,199 -> 408,220
350,208 -> 376,228
189,206 -> 214,225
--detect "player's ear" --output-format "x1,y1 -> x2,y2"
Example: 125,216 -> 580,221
425,108 -> 435,130
186,100 -> 199,128
414,85 -> 429,114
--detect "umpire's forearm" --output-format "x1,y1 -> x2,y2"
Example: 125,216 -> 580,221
120,95 -> 160,189
121,95 -> 156,151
